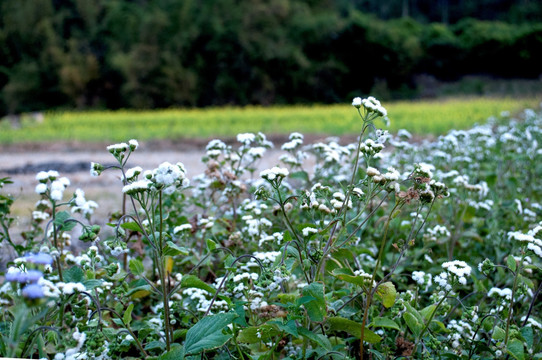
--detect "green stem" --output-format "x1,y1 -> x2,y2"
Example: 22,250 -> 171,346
413,289 -> 451,354
360,201 -> 400,357
504,256 -> 521,347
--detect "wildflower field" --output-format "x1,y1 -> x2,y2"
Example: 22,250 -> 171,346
0,97 -> 539,143
1,97 -> 542,360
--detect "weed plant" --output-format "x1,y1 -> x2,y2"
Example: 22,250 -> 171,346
0,98 -> 541,359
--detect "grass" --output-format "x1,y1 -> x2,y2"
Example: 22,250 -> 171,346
0,97 -> 539,144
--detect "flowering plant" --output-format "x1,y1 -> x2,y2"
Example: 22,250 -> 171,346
1,100 -> 541,359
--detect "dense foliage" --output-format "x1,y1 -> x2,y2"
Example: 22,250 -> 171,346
1,0 -> 542,113
1,99 -> 541,359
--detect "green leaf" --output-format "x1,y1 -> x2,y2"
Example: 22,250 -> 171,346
123,303 -> 134,326
184,313 -> 238,355
420,304 -> 437,321
206,239 -> 217,252
54,211 -> 77,232
120,221 -> 143,233
520,326 -> 534,349
403,302 -> 424,323
301,282 -> 326,322
403,312 -> 423,338
126,284 -> 152,298
237,324 -> 278,343
298,327 -> 332,351
83,279 -> 102,290
159,344 -> 185,360
180,275 -> 216,294
145,340 -> 166,351
507,256 -> 517,272
129,259 -> 145,276
331,268 -> 369,287
327,317 -> 382,344
63,266 -> 84,283
163,241 -> 189,256
507,338 -> 525,360
371,317 -> 401,331
269,319 -> 298,337
375,282 -> 397,308
492,326 -> 506,341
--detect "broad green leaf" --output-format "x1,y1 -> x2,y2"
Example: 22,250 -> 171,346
492,326 -> 506,341
237,324 -> 278,343
507,338 -> 525,360
301,282 -> 326,322
129,259 -> 145,276
420,304 -> 437,321
54,211 -> 76,231
159,344 -> 185,360
180,275 -> 216,294
298,327 -> 332,350
403,302 -> 424,323
327,317 -> 382,344
371,317 -> 401,331
269,319 -> 298,337
375,282 -> 397,308
206,239 -> 217,251
120,221 -> 143,233
184,312 -> 238,355
520,326 -> 533,349
507,256 -> 517,272
145,340 -> 166,351
403,312 -> 422,338
63,266 -> 84,283
126,284 -> 151,298
83,279 -> 102,290
123,303 -> 134,326
163,241 -> 189,256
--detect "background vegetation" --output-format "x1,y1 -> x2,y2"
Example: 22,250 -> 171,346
1,0 -> 541,115
0,97 -> 538,144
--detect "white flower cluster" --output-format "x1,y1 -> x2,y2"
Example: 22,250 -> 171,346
260,166 -> 289,182
425,224 -> 451,241
435,260 -> 471,290
360,138 -> 385,156
412,270 -> 432,291
352,96 -> 387,117
35,170 -> 71,201
122,161 -> 189,195
71,189 -> 98,217
508,227 -> 542,258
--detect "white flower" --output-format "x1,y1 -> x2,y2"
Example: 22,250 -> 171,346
36,171 -> 50,182
122,179 -> 151,194
125,166 -> 143,181
302,227 -> 318,237
442,260 -> 471,277
260,167 -> 289,181
50,189 -> 63,201
237,133 -> 255,145
174,224 -> 193,234
366,167 -> 380,177
128,139 -> 139,150
352,97 -> 362,108
35,183 -> 48,194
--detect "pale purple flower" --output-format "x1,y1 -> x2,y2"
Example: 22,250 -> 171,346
22,284 -> 45,299
25,253 -> 54,266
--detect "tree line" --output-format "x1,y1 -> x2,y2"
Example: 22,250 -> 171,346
1,0 -> 541,114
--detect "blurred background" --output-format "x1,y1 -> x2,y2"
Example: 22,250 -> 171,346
1,0 -> 542,115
